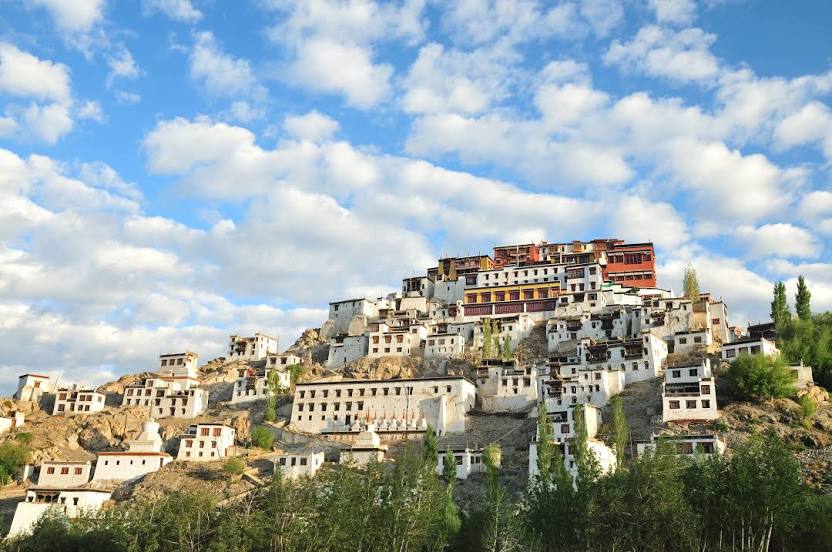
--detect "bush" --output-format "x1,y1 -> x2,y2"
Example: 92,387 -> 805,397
222,457 -> 245,476
250,426 -> 274,450
0,440 -> 29,485
14,432 -> 33,446
264,406 -> 276,422
799,394 -> 817,427
726,354 -> 795,400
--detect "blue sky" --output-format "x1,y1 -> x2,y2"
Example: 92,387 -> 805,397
0,0 -> 831,393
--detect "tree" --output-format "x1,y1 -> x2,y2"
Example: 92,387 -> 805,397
796,275 -> 812,321
683,264 -> 700,302
0,440 -> 29,484
482,318 -> 493,358
422,424 -> 439,467
726,354 -> 796,400
798,394 -> 817,427
771,281 -> 791,327
264,368 -> 286,422
250,426 -> 275,450
480,443 -> 521,552
442,448 -> 457,484
223,457 -> 245,476
501,336 -> 512,360
609,395 -> 629,467
535,401 -> 553,482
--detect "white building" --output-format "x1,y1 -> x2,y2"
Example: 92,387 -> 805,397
528,437 -> 615,483
328,299 -> 379,335
662,358 -> 718,422
93,420 -> 172,482
402,276 -> 435,298
472,263 -> 567,289
267,353 -> 302,369
230,364 -> 291,405
339,425 -> 387,466
326,335 -> 369,368
228,333 -> 278,361
436,448 -> 487,480
637,434 -> 725,457
367,324 -> 428,358
0,412 -> 25,434
37,461 -> 93,488
122,352 -> 208,418
14,374 -> 50,402
673,328 -> 713,354
8,489 -> 111,538
721,337 -> 779,360
476,360 -> 538,412
177,423 -> 236,461
472,314 -> 535,352
52,385 -> 105,415
274,451 -> 325,479
291,376 -> 476,436
424,333 -> 466,358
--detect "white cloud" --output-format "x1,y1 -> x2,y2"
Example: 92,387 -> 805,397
20,103 -> 74,144
773,101 -> 832,159
579,0 -> 624,37
649,0 -> 696,25
77,100 -> 105,122
142,0 -> 202,22
106,47 -> 142,86
289,38 -> 392,108
605,26 -> 720,83
798,191 -> 832,219
115,91 -> 141,104
284,111 -> 339,142
607,196 -> 689,249
0,43 -> 71,103
189,32 -> 258,98
30,0 -> 106,32
735,223 -> 820,259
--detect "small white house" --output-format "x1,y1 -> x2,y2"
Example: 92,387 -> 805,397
637,434 -> 725,457
367,325 -> 428,358
0,412 -> 25,434
93,420 -> 172,482
8,488 -> 111,538
177,423 -> 236,461
673,329 -> 713,354
424,333 -> 465,358
340,424 -> 388,466
476,360 -> 539,412
436,448 -> 487,480
274,451 -> 325,479
14,374 -> 50,403
52,385 -> 105,415
662,358 -> 718,422
326,334 -> 369,368
37,461 -> 93,488
228,333 -> 278,361
230,365 -> 291,405
122,378 -> 208,419
721,337 -> 778,360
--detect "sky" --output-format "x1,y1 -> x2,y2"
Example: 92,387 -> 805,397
0,0 -> 831,393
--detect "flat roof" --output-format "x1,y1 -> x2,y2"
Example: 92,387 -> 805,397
96,451 -> 170,457
296,375 -> 473,387
19,373 -> 50,379
159,351 -> 197,358
329,298 -> 369,305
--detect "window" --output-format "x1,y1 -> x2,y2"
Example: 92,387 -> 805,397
74,467 -> 82,475
669,401 -> 680,409
672,370 -> 680,378
60,467 -> 69,474
213,428 -> 222,437
686,400 -> 697,409
510,291 -> 520,301
47,467 -> 55,474
694,336 -> 702,344
679,337 -> 687,345
702,400 -> 711,408
701,385 -> 711,394
726,348 -> 736,358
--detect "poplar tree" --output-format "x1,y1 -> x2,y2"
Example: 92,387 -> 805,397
501,335 -> 512,360
422,425 -> 438,467
683,264 -> 700,302
610,395 -> 629,467
482,318 -> 492,358
796,275 -> 812,321
770,281 -> 791,327
535,401 -> 553,482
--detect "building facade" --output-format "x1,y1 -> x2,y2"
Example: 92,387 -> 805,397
177,423 -> 237,461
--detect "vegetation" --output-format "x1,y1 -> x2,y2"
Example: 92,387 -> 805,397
482,318 -> 493,358
0,439 -> 29,485
726,353 -> 796,400
771,280 -> 791,327
5,435 -> 832,551
609,395 -> 629,467
798,394 -> 817,427
796,275 -> 812,321
249,426 -> 275,450
288,363 -> 304,386
683,264 -> 700,303
222,457 -> 245,476
501,335 -> 512,360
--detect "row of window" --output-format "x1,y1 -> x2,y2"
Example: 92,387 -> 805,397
667,399 -> 712,409
723,345 -> 762,358
45,466 -> 84,475
466,287 -> 558,304
607,252 -> 652,264
299,385 -> 441,399
160,357 -> 186,366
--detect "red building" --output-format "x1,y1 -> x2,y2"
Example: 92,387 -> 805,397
602,242 -> 656,288
492,243 -> 540,267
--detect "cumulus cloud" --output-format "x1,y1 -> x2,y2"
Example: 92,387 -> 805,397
605,26 -> 720,83
142,0 -> 202,22
284,111 -> 340,142
649,0 -> 696,25
0,43 -> 71,103
189,32 -> 259,98
106,47 -> 143,87
735,224 -> 820,259
30,0 -> 106,32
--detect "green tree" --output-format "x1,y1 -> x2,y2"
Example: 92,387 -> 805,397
222,457 -> 245,476
250,426 -> 274,450
264,367 -> 286,422
726,353 -> 796,400
771,280 -> 791,327
534,401 -> 553,482
609,395 -> 629,467
501,336 -> 512,360
480,443 -> 521,552
796,275 -> 812,321
442,448 -> 456,485
482,318 -> 492,358
0,440 -> 29,484
422,424 -> 439,467
798,394 -> 817,427
683,264 -> 700,302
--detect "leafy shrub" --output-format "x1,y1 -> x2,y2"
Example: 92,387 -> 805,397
250,426 -> 274,450
725,354 -> 795,400
264,406 -> 276,422
798,394 -> 817,427
0,440 -> 30,484
222,457 -> 245,476
14,432 -> 33,446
